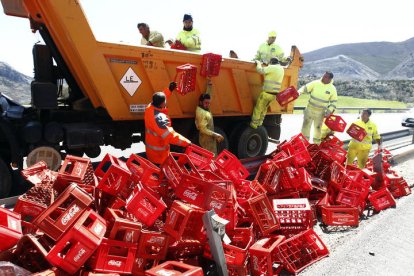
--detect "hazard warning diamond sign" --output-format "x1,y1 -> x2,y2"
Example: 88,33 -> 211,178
120,67 -> 142,96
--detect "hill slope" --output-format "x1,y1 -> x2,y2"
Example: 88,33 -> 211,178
0,61 -> 31,104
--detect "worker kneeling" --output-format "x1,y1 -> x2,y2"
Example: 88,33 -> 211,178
346,109 -> 381,169
250,57 -> 284,129
145,91 -> 191,165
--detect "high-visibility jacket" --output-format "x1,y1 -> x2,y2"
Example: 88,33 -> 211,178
256,63 -> 284,93
254,42 -> 287,64
144,104 -> 190,165
348,119 -> 381,150
195,106 -> 217,155
299,79 -> 338,113
141,30 -> 164,48
176,29 -> 201,52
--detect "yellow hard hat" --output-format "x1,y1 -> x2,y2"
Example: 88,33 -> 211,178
268,31 -> 277,37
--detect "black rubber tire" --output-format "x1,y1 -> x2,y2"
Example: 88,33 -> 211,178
0,158 -> 12,198
214,126 -> 229,154
235,125 -> 269,158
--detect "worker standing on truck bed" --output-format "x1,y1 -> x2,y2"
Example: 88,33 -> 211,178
195,90 -> 224,156
137,23 -> 164,47
167,14 -> 201,52
250,57 -> 284,129
347,109 -> 381,168
299,71 -> 338,145
145,92 -> 191,165
254,31 -> 291,65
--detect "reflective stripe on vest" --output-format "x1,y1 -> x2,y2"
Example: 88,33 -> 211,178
308,101 -> 326,109
263,80 -> 281,92
146,144 -> 169,151
310,94 -> 329,103
146,128 -> 171,139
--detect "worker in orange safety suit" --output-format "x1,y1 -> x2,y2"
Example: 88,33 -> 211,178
166,14 -> 201,52
299,72 -> 338,145
145,91 -> 191,165
195,93 -> 224,156
250,57 -> 285,129
137,23 -> 164,47
346,109 -> 381,168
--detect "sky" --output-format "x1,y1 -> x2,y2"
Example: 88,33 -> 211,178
0,0 -> 413,77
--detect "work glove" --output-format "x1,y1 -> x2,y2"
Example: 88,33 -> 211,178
324,109 -> 332,118
286,56 -> 293,63
169,82 -> 177,92
214,133 -> 224,143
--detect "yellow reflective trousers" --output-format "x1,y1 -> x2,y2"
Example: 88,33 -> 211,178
346,141 -> 371,168
301,106 -> 325,144
250,91 -> 275,129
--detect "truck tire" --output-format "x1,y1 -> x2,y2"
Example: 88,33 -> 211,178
214,127 -> 229,154
234,125 -> 269,158
0,158 -> 12,198
263,114 -> 282,141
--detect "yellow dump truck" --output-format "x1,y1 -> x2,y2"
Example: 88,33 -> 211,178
0,0 -> 303,196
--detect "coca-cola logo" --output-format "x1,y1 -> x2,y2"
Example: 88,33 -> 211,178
61,204 -> 80,225
209,201 -> 223,210
108,260 -> 122,267
147,236 -> 165,245
137,208 -> 149,217
93,222 -> 104,235
183,189 -> 198,201
73,248 -> 86,262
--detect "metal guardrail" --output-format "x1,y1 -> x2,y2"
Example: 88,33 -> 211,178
294,107 -> 410,113
343,129 -> 414,147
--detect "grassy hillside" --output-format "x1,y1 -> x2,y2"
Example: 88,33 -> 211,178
294,94 -> 407,112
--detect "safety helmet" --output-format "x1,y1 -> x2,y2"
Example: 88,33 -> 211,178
268,31 -> 277,37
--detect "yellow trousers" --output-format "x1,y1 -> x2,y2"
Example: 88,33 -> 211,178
301,107 -> 324,144
251,91 -> 275,129
346,141 -> 371,168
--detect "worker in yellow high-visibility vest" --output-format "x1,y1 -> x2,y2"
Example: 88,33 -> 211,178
299,72 -> 338,144
167,14 -> 201,52
347,109 -> 381,168
254,31 -> 291,65
250,57 -> 285,129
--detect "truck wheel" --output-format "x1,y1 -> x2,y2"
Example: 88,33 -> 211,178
214,127 -> 229,154
263,114 -> 282,140
0,158 -> 12,198
235,125 -> 268,158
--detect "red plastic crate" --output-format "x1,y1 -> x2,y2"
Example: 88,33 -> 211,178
96,154 -> 132,196
347,123 -> 367,141
214,150 -> 249,183
387,178 -> 411,198
164,201 -> 205,241
200,52 -> 222,77
319,145 -> 347,164
56,155 -> 95,192
88,238 -> 137,274
162,153 -> 201,189
325,114 -> 347,132
249,236 -> 286,276
274,229 -> 329,274
126,154 -> 162,188
276,167 -> 312,192
222,227 -> 254,265
368,188 -> 396,212
104,208 -> 141,243
20,161 -> 48,182
248,194 -> 280,235
167,239 -> 204,260
145,261 -> 203,276
254,161 -> 280,194
46,208 -> 107,274
126,185 -> 167,227
273,198 -> 313,235
136,230 -> 169,261
0,207 -> 22,251
13,183 -> 55,223
321,205 -> 359,226
32,183 -> 94,241
184,144 -> 214,169
320,135 -> 344,147
276,86 -> 299,106
175,64 -> 197,95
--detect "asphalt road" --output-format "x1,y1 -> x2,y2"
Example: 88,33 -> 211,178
301,148 -> 414,276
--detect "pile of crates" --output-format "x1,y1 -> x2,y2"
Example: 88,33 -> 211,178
0,132 -> 411,275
